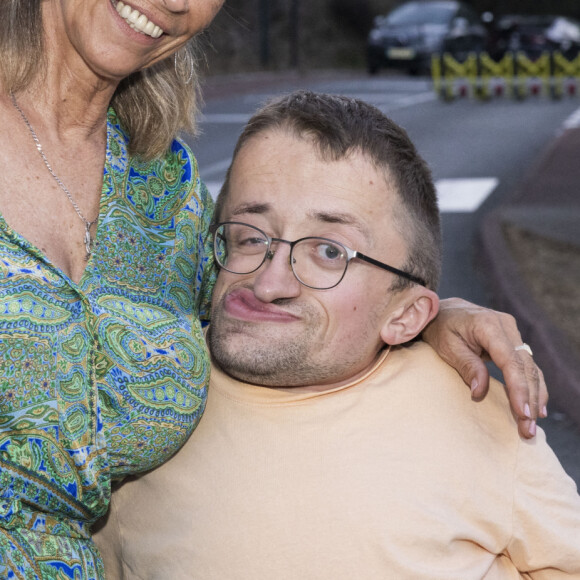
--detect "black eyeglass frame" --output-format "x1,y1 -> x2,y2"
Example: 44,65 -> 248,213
210,221 -> 427,289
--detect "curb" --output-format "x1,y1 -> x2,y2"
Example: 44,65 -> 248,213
478,130 -> 580,426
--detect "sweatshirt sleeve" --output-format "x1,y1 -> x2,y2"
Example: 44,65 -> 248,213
507,427 -> 580,578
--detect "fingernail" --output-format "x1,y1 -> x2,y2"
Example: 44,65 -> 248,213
524,403 -> 531,419
541,406 -> 548,418
470,378 -> 478,393
528,420 -> 536,437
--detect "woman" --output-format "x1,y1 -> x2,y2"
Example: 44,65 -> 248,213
0,1 -> 223,577
0,1 -> 546,578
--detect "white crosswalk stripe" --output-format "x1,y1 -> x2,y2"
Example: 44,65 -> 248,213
200,113 -> 251,124
562,106 -> 580,129
436,177 -> 498,212
200,92 -> 436,125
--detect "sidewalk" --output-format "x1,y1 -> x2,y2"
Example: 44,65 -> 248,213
478,128 -> 580,427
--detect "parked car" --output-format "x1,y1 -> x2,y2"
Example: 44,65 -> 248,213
366,0 -> 488,75
494,14 -> 580,60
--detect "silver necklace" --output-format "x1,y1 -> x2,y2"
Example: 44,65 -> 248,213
10,91 -> 98,259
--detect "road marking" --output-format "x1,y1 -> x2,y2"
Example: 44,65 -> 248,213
337,91 -> 436,111
390,91 -> 437,109
436,178 -> 498,212
200,113 -> 251,124
562,106 -> 580,129
319,91 -> 428,102
203,176 -> 499,213
201,90 -> 435,125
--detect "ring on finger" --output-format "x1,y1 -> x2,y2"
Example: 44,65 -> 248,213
515,343 -> 533,356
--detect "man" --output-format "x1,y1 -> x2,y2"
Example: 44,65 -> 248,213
94,91 -> 580,578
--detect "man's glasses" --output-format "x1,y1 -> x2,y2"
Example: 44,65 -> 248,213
210,222 -> 426,290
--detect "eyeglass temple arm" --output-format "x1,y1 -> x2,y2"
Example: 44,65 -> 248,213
352,251 -> 427,287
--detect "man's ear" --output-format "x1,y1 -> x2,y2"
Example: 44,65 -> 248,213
380,287 -> 440,345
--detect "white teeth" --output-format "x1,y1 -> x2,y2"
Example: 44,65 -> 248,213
128,9 -> 140,24
115,1 -> 164,38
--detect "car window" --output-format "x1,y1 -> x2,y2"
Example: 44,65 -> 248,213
385,2 -> 456,26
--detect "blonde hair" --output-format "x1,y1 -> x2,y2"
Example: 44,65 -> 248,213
0,0 -> 203,160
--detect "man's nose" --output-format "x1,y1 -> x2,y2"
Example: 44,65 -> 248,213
252,244 -> 302,303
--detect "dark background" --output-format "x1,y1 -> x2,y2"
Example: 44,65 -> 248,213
201,0 -> 580,74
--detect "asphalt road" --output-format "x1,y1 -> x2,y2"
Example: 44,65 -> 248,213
185,72 -> 580,486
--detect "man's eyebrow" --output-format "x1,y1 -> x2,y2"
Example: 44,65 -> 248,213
229,202 -> 271,217
312,210 -> 372,242
226,206 -> 372,243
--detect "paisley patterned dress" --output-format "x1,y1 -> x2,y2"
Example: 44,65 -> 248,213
0,109 -> 216,579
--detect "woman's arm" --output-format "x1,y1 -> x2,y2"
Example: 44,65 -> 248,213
422,298 -> 548,439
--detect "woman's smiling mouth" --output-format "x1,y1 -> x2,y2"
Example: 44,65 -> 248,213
114,1 -> 164,38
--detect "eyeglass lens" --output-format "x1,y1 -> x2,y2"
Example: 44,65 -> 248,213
213,223 -> 348,289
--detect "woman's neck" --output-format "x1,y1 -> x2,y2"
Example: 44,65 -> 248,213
16,74 -> 114,147
24,2 -> 121,146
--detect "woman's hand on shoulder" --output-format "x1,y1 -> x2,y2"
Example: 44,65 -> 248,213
422,297 -> 548,439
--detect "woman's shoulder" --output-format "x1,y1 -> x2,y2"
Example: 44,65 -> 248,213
106,108 -> 199,183
133,136 -> 198,189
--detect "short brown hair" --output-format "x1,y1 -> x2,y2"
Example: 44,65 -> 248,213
215,90 -> 442,290
0,0 -> 203,160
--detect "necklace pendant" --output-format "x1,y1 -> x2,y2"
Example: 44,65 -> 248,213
84,224 -> 92,258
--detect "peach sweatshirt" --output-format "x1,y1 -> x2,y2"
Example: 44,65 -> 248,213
95,342 -> 580,579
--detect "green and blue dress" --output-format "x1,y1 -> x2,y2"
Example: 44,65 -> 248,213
0,109 -> 215,579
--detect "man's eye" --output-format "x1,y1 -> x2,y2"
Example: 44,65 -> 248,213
239,236 -> 266,247
316,243 -> 343,261
232,235 -> 267,254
